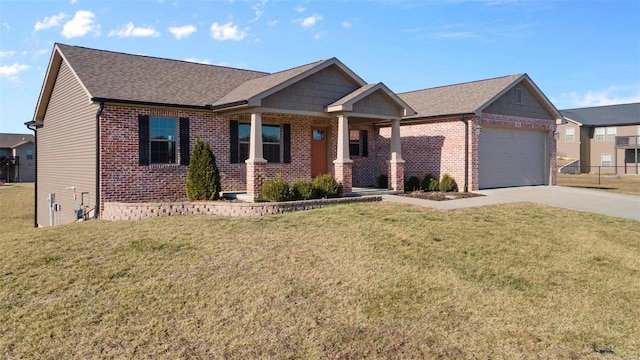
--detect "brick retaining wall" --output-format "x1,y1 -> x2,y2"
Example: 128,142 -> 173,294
102,196 -> 382,221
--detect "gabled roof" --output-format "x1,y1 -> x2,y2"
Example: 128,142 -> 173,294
327,82 -> 416,116
34,43 -> 269,120
399,73 -> 562,121
211,57 -> 367,110
0,133 -> 34,149
560,103 -> 640,127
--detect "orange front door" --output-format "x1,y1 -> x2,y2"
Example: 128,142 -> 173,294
311,127 -> 327,177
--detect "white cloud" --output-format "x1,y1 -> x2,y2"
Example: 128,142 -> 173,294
295,5 -> 306,13
109,22 -> 160,37
61,10 -> 99,38
184,57 -> 211,64
555,86 -> 640,108
34,13 -> 66,32
35,49 -> 50,56
0,63 -> 29,82
251,0 -> 268,22
168,24 -> 196,39
210,22 -> 247,41
313,32 -> 324,40
299,14 -> 322,29
0,50 -> 16,58
2,22 -> 10,33
342,21 -> 352,28
70,0 -> 77,3
267,20 -> 278,27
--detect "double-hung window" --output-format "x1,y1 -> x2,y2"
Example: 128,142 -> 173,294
150,117 -> 176,164
595,128 -> 605,142
565,128 -> 575,142
26,150 -> 33,160
606,127 -> 617,143
601,153 -> 611,168
349,129 -> 368,157
237,123 -> 280,163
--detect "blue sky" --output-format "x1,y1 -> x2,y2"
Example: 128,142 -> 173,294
1,0 -> 639,134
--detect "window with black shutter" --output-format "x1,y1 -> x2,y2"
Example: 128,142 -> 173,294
230,121 -> 289,164
179,118 -> 190,165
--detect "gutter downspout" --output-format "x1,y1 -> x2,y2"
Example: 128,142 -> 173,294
95,101 -> 104,219
24,120 -> 37,227
461,115 -> 469,193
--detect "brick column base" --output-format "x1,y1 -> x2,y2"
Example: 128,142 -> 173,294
388,160 -> 405,192
333,160 -> 353,194
246,159 -> 267,201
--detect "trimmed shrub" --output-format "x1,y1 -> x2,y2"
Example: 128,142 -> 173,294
377,174 -> 388,189
262,175 -> 291,202
421,174 -> 438,192
186,137 -> 221,200
405,176 -> 421,192
313,173 -> 339,198
439,174 -> 458,192
428,178 -> 440,192
291,179 -> 315,200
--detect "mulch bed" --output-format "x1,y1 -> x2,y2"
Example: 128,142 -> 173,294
400,191 -> 484,201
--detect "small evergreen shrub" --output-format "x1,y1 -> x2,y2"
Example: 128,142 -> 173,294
439,174 -> 458,192
313,173 -> 339,198
377,174 -> 388,189
405,176 -> 421,192
428,178 -> 440,192
291,179 -> 315,200
262,175 -> 291,202
421,174 -> 438,191
186,137 -> 221,200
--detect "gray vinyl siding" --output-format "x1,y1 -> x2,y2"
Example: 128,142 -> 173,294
484,85 -> 552,120
262,65 -> 360,112
352,90 -> 403,118
13,143 -> 35,182
36,60 -> 97,227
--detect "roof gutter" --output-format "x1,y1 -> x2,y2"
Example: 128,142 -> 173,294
24,120 -> 38,228
206,100 -> 250,111
460,115 -> 469,193
399,112 -> 476,125
91,97 -> 210,110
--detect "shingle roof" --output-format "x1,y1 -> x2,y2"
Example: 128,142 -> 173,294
398,74 -> 524,119
212,59 -> 327,107
560,103 -> 640,126
56,43 -> 269,107
0,133 -> 34,149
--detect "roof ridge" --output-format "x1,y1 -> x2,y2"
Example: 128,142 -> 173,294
265,58 -> 329,76
55,42 -> 270,75
399,73 -> 524,95
560,102 -> 640,111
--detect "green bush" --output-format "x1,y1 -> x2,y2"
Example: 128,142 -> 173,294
262,175 -> 291,202
376,174 -> 388,189
313,174 -> 339,198
421,174 -> 438,192
186,137 -> 221,200
439,174 -> 458,192
405,176 -> 421,192
291,179 -> 315,200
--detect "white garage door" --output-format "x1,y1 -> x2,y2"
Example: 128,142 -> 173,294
479,127 -> 547,189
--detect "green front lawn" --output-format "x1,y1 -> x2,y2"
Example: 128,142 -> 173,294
1,183 -> 639,358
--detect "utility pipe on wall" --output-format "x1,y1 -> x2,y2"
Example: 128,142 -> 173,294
461,115 -> 469,193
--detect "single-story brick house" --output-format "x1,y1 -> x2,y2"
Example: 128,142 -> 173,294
557,103 -> 639,174
28,43 -> 561,227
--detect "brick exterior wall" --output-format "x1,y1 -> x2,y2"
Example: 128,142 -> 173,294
99,105 -> 339,208
377,113 -> 556,191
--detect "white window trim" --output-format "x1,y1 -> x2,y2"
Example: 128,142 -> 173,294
601,153 -> 611,168
565,128 -> 575,142
595,127 -> 605,142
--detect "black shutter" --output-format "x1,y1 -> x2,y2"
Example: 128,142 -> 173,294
283,123 -> 291,163
230,120 -> 239,164
179,117 -> 190,166
360,129 -> 368,157
138,115 -> 150,166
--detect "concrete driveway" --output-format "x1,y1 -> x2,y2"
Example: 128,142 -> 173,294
383,186 -> 640,221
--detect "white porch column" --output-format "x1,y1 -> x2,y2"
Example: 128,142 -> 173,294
246,112 -> 267,201
390,118 -> 403,161
335,114 -> 351,162
333,114 -> 353,194
388,118 -> 405,191
248,112 -> 265,162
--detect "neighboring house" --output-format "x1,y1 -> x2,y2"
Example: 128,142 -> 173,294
397,75 -> 562,190
29,44 -> 559,227
558,103 -> 640,174
0,133 -> 35,183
